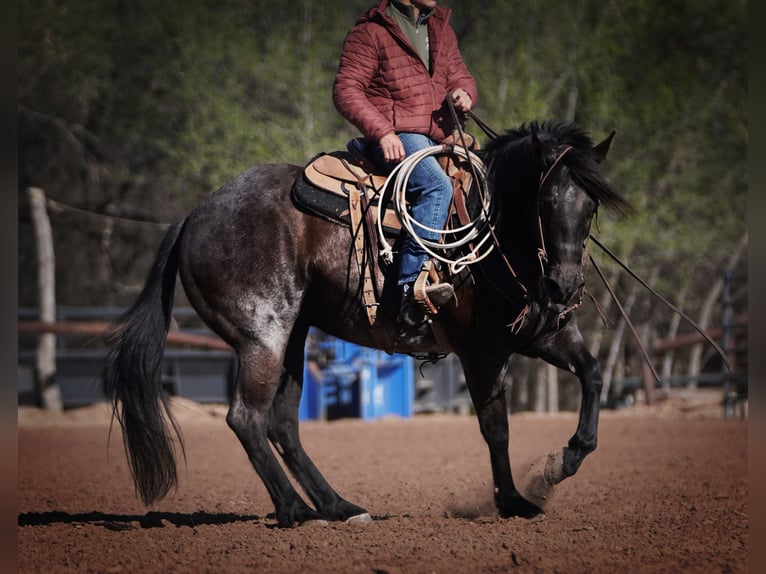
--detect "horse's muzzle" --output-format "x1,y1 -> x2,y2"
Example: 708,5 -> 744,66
544,273 -> 585,310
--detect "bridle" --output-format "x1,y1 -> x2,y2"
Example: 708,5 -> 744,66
462,102 -> 732,376
534,144 -> 588,328
451,98 -> 588,331
535,144 -> 574,271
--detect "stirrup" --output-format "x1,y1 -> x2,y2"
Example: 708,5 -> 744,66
413,261 -> 454,315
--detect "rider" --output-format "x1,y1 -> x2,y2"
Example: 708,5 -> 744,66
333,0 -> 478,327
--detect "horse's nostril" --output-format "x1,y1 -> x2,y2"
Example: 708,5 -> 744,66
546,276 -> 581,306
545,277 -> 565,303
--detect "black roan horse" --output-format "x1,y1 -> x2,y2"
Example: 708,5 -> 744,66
105,120 -> 630,527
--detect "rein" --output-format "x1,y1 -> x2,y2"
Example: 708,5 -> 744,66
446,96 -> 528,323
452,102 -> 732,377
588,235 -> 732,372
448,97 -> 582,331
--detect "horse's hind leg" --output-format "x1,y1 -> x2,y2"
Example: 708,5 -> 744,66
267,320 -> 370,522
226,342 -> 324,527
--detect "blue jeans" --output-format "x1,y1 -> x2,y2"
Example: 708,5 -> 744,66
374,133 -> 453,285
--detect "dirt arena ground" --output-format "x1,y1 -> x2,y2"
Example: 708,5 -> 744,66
18,389 -> 748,573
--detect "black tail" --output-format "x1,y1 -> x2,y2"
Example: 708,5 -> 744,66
104,220 -> 186,505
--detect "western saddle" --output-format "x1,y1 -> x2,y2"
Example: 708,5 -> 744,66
291,135 -> 477,350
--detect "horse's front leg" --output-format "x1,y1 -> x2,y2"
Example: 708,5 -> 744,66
561,349 -> 601,479
532,321 -> 602,482
459,350 -> 543,518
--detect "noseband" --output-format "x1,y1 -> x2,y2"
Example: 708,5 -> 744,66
535,145 -> 573,270
534,145 -> 588,326
536,146 -> 587,328
448,100 -> 589,331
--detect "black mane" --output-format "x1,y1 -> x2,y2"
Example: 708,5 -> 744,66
483,120 -> 630,214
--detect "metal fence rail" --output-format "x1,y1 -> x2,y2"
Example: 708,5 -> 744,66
19,297 -> 746,417
18,309 -> 428,419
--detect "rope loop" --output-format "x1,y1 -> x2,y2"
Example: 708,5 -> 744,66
375,145 -> 495,274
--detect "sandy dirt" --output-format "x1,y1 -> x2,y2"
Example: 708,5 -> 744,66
18,390 -> 748,573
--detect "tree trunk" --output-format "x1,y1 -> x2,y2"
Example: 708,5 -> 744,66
639,323 -> 658,405
546,363 -> 559,413
588,267 -> 619,358
600,281 -> 639,405
28,187 -> 63,410
534,363 -> 547,413
687,232 -> 748,385
660,283 -> 687,391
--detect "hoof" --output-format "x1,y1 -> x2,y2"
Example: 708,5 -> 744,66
521,472 -> 556,511
300,518 -> 329,528
543,449 -> 566,485
345,513 -> 373,525
277,506 -> 327,528
500,497 -> 544,519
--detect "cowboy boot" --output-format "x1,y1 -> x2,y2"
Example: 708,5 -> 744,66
397,282 -> 455,328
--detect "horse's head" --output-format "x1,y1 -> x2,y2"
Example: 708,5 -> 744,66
484,121 -> 630,318
534,129 -> 618,314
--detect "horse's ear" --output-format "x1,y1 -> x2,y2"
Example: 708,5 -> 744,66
592,131 -> 616,163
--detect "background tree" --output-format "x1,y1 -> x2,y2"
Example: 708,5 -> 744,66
18,0 -> 747,406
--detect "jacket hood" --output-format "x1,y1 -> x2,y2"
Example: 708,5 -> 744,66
357,0 -> 451,28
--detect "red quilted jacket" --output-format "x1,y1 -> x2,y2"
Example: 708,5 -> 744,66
333,0 -> 478,143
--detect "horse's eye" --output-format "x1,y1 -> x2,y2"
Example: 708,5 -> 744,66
547,186 -> 559,206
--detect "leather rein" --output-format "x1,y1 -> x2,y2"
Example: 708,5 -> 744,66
453,101 -> 732,378
448,96 -> 582,332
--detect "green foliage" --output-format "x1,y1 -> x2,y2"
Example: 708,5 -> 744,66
19,0 -> 747,328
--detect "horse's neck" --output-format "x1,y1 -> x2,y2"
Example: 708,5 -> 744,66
474,244 -> 538,310
469,168 -> 546,319
502,214 -> 544,286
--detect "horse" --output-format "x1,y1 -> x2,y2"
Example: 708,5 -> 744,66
105,120 -> 630,527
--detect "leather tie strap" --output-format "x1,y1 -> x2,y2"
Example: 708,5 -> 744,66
348,187 -> 378,326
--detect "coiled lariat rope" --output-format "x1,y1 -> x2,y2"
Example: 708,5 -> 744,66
376,144 -> 495,275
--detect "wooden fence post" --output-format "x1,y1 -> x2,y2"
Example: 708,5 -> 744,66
546,363 -> 559,413
27,187 -> 63,410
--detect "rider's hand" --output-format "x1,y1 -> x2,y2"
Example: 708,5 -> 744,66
379,132 -> 405,164
451,88 -> 473,112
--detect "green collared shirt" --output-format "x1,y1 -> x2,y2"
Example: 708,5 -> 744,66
387,0 -> 433,71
